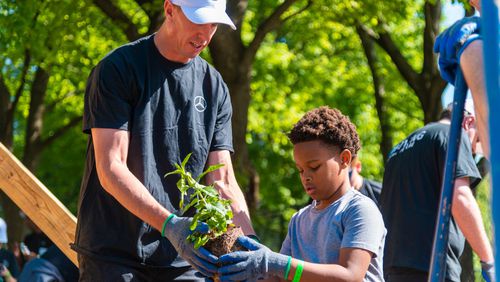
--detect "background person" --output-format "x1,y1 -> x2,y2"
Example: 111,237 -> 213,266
349,156 -> 382,206
379,100 -> 494,282
0,218 -> 19,282
18,245 -> 78,282
72,0 -> 255,281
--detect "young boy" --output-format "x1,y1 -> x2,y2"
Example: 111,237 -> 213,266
217,106 -> 386,282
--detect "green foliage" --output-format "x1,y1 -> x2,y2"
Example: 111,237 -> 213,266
1,0 -> 128,214
244,1 -> 425,248
474,177 -> 493,280
165,153 -> 233,249
1,0 -> 467,252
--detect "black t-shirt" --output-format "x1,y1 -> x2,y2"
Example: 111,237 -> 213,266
73,34 -> 234,268
380,122 -> 480,282
358,178 -> 382,206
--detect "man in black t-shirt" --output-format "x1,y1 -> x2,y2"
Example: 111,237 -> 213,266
73,0 -> 256,281
349,156 -> 382,206
380,101 -> 494,282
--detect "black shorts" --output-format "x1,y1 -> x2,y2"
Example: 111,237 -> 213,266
78,255 -> 206,282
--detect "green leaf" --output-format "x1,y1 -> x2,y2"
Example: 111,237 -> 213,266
190,219 -> 198,231
181,153 -> 192,170
195,163 -> 224,182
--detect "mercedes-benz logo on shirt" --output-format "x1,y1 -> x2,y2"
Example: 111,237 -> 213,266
194,96 -> 207,112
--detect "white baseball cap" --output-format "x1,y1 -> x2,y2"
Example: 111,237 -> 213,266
171,0 -> 236,30
447,98 -> 475,117
0,218 -> 7,244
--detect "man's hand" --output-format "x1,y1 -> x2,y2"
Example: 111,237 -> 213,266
218,236 -> 289,281
434,16 -> 482,84
481,261 -> 495,282
162,215 -> 218,277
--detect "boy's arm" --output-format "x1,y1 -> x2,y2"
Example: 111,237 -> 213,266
218,236 -> 373,282
283,248 -> 372,281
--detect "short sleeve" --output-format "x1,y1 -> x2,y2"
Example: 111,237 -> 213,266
455,130 -> 481,185
341,199 -> 385,257
279,231 -> 292,256
210,81 -> 233,152
83,55 -> 134,134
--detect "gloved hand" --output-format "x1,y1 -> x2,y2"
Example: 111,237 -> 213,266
217,236 -> 290,281
481,261 -> 495,282
433,16 -> 482,84
163,215 -> 218,277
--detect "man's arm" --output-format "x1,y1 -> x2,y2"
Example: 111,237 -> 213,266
92,128 -> 218,275
451,177 -> 494,262
461,40 -> 490,157
204,150 -> 255,235
92,128 -> 170,231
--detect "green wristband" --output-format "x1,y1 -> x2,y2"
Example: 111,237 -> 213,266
161,214 -> 176,237
284,256 -> 292,280
292,260 -> 304,282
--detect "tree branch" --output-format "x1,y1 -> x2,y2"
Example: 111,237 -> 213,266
7,50 -> 31,126
422,1 -> 441,79
0,73 -> 10,139
282,0 -> 312,22
244,0 -> 306,65
356,25 -> 392,161
361,24 -> 421,93
40,115 -> 82,150
92,0 -> 140,41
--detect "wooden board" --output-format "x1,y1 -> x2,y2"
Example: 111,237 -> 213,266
0,142 -> 78,266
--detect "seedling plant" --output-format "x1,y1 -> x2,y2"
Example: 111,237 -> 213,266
165,153 -> 234,248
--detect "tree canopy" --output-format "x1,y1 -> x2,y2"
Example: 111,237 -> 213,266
0,0 -> 467,250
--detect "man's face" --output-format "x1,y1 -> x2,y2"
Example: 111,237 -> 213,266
166,4 -> 218,63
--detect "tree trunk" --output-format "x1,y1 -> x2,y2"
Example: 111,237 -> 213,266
227,73 -> 260,215
210,28 -> 260,214
366,0 -> 447,123
23,67 -> 50,169
0,194 -> 25,250
1,67 -> 50,246
357,25 -> 393,162
0,75 -> 13,149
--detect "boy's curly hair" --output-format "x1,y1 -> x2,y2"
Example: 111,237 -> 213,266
288,106 -> 361,156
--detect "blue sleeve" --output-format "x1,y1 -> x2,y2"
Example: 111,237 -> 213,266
341,198 -> 386,257
279,212 -> 296,256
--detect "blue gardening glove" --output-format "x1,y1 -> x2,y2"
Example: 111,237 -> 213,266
434,16 -> 482,85
217,236 -> 290,281
163,215 -> 218,277
481,261 -> 495,282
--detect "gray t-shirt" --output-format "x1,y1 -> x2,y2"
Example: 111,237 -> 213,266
280,189 -> 386,282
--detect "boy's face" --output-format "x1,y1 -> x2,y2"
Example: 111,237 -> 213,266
293,140 -> 351,210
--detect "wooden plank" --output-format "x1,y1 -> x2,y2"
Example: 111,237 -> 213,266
0,142 -> 78,266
